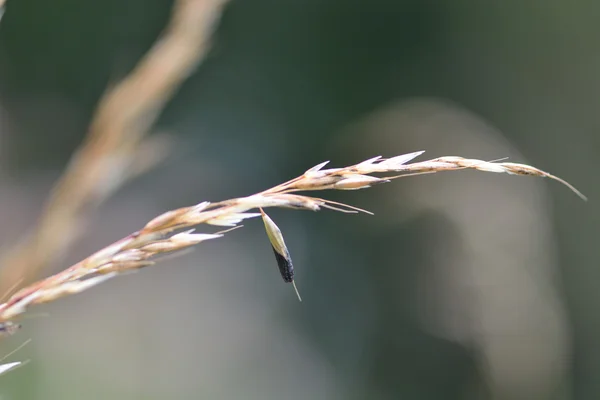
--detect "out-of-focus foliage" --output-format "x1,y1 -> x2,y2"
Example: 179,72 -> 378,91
0,1 -> 598,399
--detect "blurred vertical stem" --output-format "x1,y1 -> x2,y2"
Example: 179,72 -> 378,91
0,0 -> 230,295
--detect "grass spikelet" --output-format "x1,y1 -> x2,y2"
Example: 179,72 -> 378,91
259,208 -> 302,302
0,151 -> 584,322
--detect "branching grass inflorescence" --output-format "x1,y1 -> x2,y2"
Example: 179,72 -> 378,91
0,151 -> 585,324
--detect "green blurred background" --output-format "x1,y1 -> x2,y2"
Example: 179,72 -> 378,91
0,1 -> 598,399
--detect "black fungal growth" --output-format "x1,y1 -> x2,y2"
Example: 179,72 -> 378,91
271,246 -> 294,282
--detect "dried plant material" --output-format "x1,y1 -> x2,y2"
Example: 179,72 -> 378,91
388,156 -> 588,201
259,208 -> 301,301
0,0 -> 231,298
0,152 -> 584,323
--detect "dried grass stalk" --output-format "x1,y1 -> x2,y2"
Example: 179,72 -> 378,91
0,151 -> 584,322
0,0 -> 230,297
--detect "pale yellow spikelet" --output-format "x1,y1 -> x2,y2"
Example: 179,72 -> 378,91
259,208 -> 301,301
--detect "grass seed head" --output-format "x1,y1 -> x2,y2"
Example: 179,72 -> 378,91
0,151 -> 584,322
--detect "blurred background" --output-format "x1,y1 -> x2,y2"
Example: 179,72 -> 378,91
0,1 -> 598,399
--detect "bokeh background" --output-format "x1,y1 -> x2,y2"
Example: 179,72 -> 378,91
0,1 -> 599,399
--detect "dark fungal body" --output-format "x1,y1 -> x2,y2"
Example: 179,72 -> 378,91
259,208 -> 302,301
271,245 -> 294,282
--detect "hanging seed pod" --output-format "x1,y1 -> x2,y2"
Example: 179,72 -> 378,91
259,208 -> 302,301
